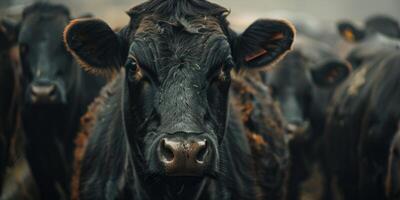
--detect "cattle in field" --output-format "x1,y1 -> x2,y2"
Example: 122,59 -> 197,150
16,3 -> 106,199
261,34 -> 351,200
0,18 -> 38,200
323,23 -> 400,200
63,0 -> 296,199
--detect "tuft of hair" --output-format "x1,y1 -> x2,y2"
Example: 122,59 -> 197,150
22,2 -> 70,19
126,0 -> 230,32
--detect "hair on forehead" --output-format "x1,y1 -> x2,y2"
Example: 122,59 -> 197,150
23,2 -> 70,19
127,0 -> 230,32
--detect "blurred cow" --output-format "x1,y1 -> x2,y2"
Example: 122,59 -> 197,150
16,3 -> 106,199
262,34 -> 351,200
323,22 -> 400,200
0,18 -> 38,200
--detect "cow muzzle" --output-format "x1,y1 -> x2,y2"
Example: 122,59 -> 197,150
157,135 -> 213,176
27,80 -> 64,105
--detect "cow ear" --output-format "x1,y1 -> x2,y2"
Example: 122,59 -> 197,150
235,19 -> 295,70
63,18 -> 128,75
338,21 -> 365,42
311,60 -> 351,87
0,19 -> 19,51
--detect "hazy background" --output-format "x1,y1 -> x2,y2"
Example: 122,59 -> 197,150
1,0 -> 400,31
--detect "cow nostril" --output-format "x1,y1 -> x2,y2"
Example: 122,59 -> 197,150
196,140 -> 208,164
160,139 -> 174,162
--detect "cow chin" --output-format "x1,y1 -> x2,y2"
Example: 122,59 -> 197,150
144,132 -> 219,179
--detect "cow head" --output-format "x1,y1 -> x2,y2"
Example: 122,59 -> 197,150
338,15 -> 400,43
264,35 -> 350,136
18,3 -> 80,105
64,0 -> 294,178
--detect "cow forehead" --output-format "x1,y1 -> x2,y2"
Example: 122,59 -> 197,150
135,15 -> 224,37
129,15 -> 230,80
19,14 -> 68,43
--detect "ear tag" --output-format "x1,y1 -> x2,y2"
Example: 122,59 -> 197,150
344,29 -> 355,42
245,49 -> 268,62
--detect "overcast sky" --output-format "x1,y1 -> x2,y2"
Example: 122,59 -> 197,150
2,0 -> 400,30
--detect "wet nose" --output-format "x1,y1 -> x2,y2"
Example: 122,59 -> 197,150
29,82 -> 59,104
158,137 -> 210,176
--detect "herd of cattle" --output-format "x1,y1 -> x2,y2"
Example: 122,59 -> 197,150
0,0 -> 399,200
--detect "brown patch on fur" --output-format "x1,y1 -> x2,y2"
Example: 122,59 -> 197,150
231,71 -> 289,200
348,67 -> 367,96
247,132 -> 268,152
71,76 -> 118,200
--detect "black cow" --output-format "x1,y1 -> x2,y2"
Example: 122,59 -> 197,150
17,3 -> 106,200
63,0 -> 296,199
262,34 -> 351,200
0,18 -> 21,194
0,19 -> 38,200
323,24 -> 400,200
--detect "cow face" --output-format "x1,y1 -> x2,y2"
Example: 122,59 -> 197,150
19,4 -> 74,105
265,37 -> 350,135
64,1 -> 294,178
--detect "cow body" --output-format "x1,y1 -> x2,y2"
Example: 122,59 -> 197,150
17,3 -> 106,199
323,30 -> 400,200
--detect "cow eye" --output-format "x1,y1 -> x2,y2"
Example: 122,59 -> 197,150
125,57 -> 143,81
125,57 -> 137,71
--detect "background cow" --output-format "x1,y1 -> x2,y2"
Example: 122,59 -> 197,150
262,34 -> 351,200
0,18 -> 20,195
0,18 -> 38,200
16,3 -> 106,200
323,22 -> 400,200
64,0 -> 295,199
